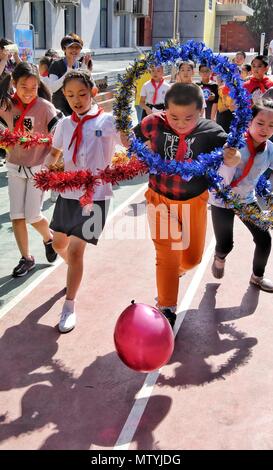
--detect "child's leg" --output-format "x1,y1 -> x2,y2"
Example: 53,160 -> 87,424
12,219 -> 30,258
66,236 -> 87,300
211,205 -> 235,258
146,189 -> 182,309
8,172 -> 30,258
24,178 -> 52,242
210,204 -> 235,278
31,217 -> 53,243
242,217 -> 272,278
52,232 -> 69,263
180,191 -> 209,271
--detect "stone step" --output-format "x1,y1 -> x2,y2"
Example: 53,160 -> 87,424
98,97 -> 115,113
96,91 -> 114,102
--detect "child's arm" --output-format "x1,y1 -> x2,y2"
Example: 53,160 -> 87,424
120,132 -> 131,149
44,147 -> 63,168
211,103 -> 217,121
139,96 -> 152,115
223,146 -> 241,167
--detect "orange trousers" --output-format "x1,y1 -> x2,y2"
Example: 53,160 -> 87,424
145,188 -> 208,309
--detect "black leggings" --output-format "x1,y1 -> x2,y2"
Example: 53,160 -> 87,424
211,204 -> 271,277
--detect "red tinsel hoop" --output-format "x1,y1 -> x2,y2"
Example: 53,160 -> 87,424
34,157 -> 148,207
0,129 -> 52,149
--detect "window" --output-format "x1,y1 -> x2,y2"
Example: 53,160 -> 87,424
208,0 -> 213,11
31,1 -> 46,49
120,15 -> 126,47
65,5 -> 77,36
0,0 -> 5,38
100,0 -> 108,47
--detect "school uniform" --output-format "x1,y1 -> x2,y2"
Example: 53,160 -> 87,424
50,105 -> 121,244
140,79 -> 170,118
134,112 -> 227,309
0,97 -> 61,223
210,135 -> 273,277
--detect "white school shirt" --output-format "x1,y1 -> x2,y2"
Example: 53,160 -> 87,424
140,79 -> 170,106
209,140 -> 273,207
52,105 -> 121,201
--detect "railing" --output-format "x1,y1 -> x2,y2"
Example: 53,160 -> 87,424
218,0 -> 248,5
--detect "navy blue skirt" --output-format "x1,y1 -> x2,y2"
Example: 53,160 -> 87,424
50,196 -> 110,244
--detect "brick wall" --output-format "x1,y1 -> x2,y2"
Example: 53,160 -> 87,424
220,21 -> 258,53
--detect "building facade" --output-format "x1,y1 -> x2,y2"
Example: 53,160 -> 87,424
0,0 -> 254,56
0,0 -> 152,55
152,0 -> 253,51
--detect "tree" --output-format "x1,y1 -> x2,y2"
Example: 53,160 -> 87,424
246,0 -> 273,44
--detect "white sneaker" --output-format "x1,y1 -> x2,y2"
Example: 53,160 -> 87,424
58,300 -> 76,333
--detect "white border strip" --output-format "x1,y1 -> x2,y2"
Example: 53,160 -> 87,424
113,236 -> 215,450
0,183 -> 147,320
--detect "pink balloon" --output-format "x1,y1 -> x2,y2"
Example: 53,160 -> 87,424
114,302 -> 174,372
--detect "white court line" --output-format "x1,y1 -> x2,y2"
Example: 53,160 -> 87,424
113,236 -> 216,450
0,183 -> 147,321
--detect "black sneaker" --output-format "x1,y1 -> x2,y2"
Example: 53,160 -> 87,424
44,239 -> 57,263
161,309 -> 176,328
12,256 -> 35,277
211,255 -> 226,279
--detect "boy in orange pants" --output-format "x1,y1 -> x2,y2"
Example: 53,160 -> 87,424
133,83 -> 240,327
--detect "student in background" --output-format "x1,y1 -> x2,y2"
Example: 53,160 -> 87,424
134,71 -> 151,122
234,51 -> 246,70
139,65 -> 170,119
241,64 -> 252,81
196,64 -> 218,120
176,61 -> 207,117
244,55 -> 273,105
216,78 -> 236,133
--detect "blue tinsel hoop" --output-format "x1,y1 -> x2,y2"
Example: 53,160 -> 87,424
113,39 -> 273,230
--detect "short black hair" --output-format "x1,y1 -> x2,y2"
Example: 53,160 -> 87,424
61,34 -> 83,51
178,60 -> 194,71
236,51 -> 246,58
165,83 -> 204,111
242,64 -> 251,73
199,64 -> 211,72
63,70 -> 95,90
251,55 -> 269,67
252,98 -> 273,119
39,56 -> 53,67
45,48 -> 58,58
0,37 -> 13,49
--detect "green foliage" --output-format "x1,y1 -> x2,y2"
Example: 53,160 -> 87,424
246,0 -> 273,42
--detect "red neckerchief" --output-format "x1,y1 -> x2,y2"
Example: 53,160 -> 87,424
222,85 -> 230,96
231,131 -> 266,188
12,92 -> 37,132
151,78 -> 164,105
244,77 -> 273,94
69,107 -> 104,164
165,114 -> 195,162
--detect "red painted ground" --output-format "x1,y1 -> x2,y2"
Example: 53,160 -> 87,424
0,192 -> 272,450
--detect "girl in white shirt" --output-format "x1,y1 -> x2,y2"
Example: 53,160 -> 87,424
45,71 -> 122,333
139,65 -> 170,118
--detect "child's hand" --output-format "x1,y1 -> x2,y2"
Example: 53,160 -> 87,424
223,146 -> 241,167
120,132 -> 131,149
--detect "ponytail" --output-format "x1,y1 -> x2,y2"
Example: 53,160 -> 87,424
0,74 -> 13,110
38,80 -> 52,102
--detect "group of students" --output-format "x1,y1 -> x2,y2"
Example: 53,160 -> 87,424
0,42 -> 273,335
